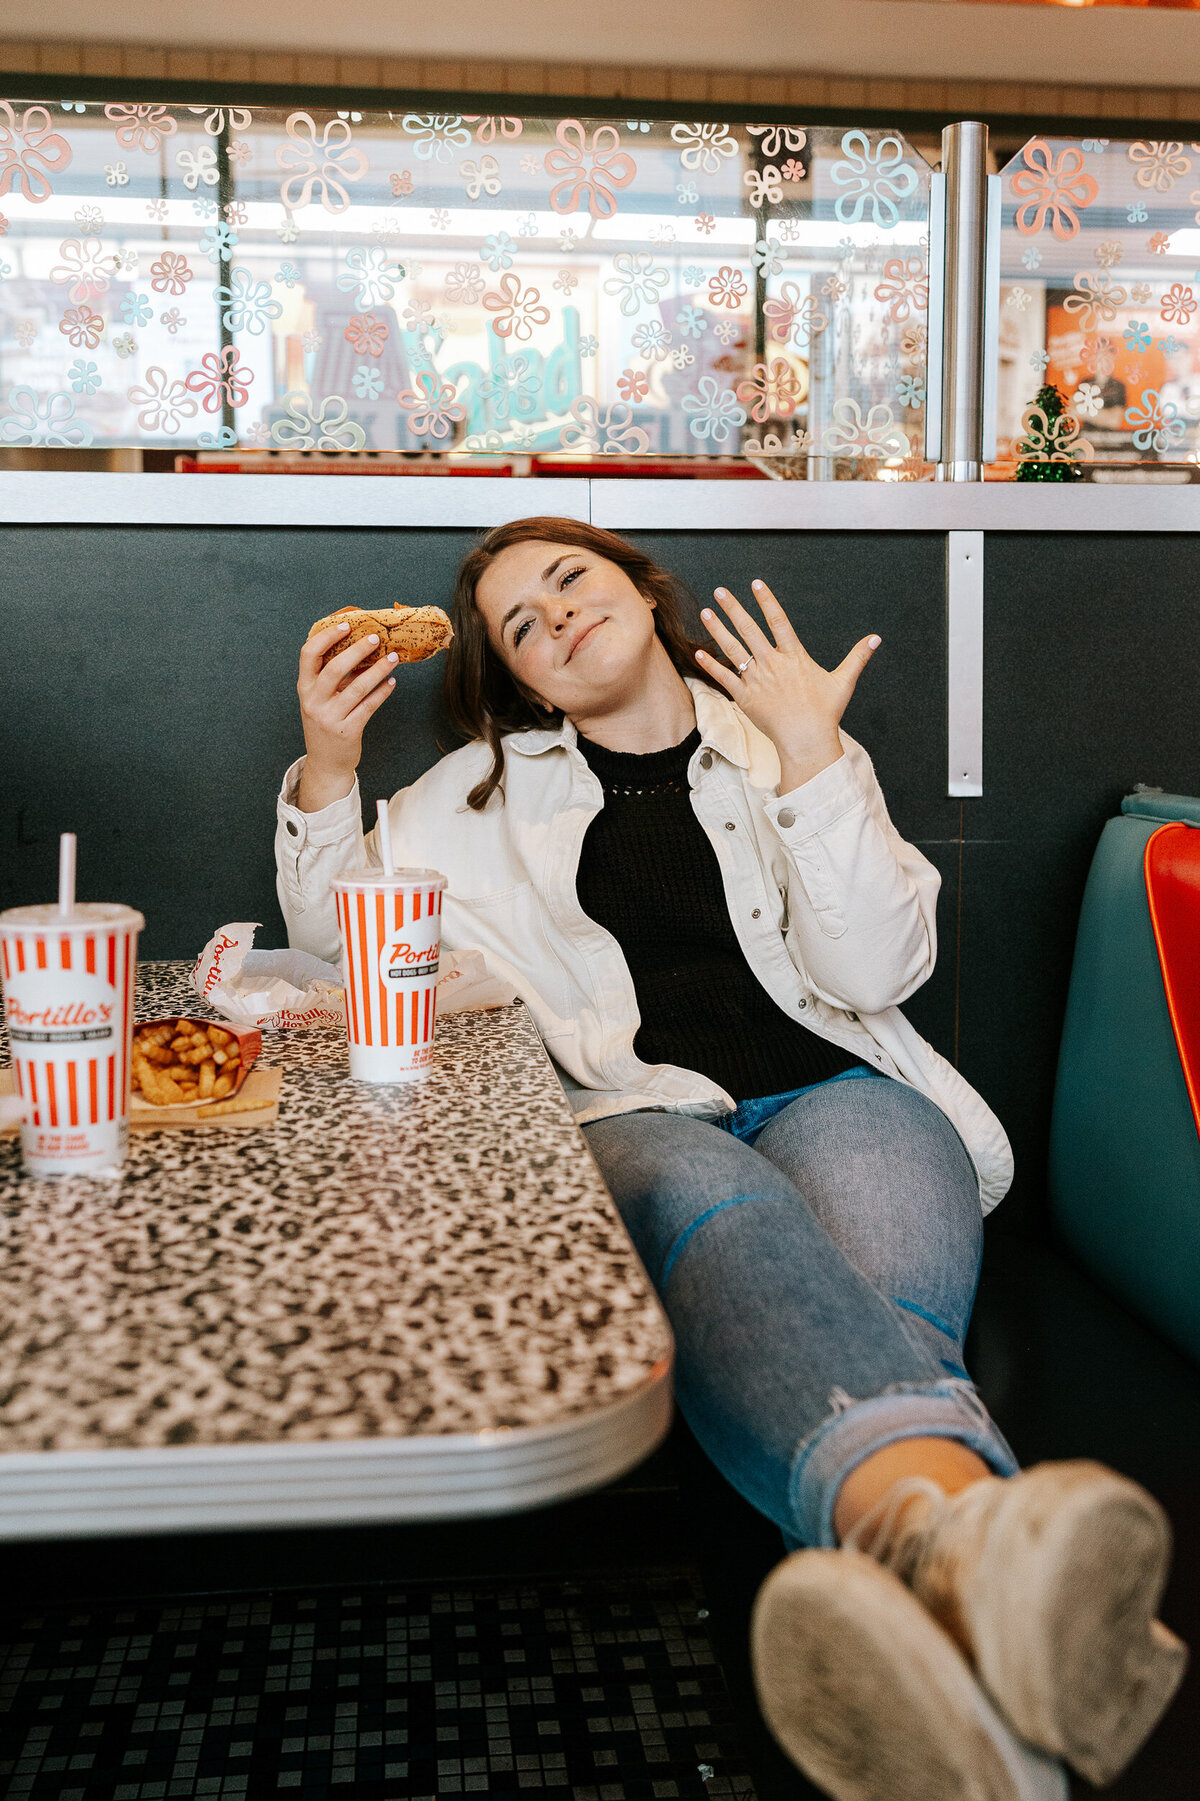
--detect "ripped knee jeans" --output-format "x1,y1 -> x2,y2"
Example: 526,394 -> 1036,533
582,1067 -> 1018,1552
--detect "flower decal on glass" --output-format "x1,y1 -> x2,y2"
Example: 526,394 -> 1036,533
67,359 -> 101,395
670,123 -> 739,174
747,124 -> 807,160
1072,383 -> 1103,418
271,392 -> 366,450
58,305 -> 104,349
345,313 -> 389,356
104,104 -> 177,154
708,266 -> 748,311
873,257 -> 927,325
150,251 -> 193,296
352,365 -> 384,400
735,359 -> 806,422
401,114 -> 472,162
337,247 -> 405,307
1124,389 -> 1186,454
1127,142 -> 1191,193
744,166 -> 784,208
444,262 -> 485,305
460,155 -> 502,200
1062,272 -> 1127,332
1017,401 -> 1091,466
1083,337 -> 1115,380
0,103 -> 72,202
603,252 -> 670,316
830,132 -> 918,228
559,396 -> 650,454
1160,283 -> 1197,325
752,237 -> 785,277
186,105 -> 253,136
545,120 -> 637,219
185,346 -> 253,412
821,398 -> 911,459
176,145 -> 219,191
0,385 -> 93,445
682,376 -> 747,444
50,236 -> 110,304
763,282 -> 828,349
479,355 -> 540,420
215,269 -> 284,336
483,273 -> 552,341
463,116 -> 523,143
632,321 -> 673,361
120,292 -> 153,327
896,374 -> 926,409
128,366 -> 199,433
200,224 -> 238,265
1011,140 -> 1098,240
398,370 -> 466,439
159,307 -> 185,335
482,233 -> 516,272
617,368 -> 650,403
277,113 -> 369,214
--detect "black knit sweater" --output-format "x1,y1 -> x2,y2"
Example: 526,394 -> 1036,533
574,726 -> 864,1104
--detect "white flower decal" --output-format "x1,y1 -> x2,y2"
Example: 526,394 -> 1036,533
277,113 -> 369,214
559,396 -> 650,455
271,392 -> 366,450
127,366 -> 199,434
602,252 -> 670,317
402,114 -> 472,163
670,123 -> 739,174
820,398 -> 911,459
337,247 -> 406,308
0,385 -> 94,446
830,132 -> 919,228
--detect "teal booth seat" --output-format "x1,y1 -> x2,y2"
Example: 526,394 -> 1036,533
1049,789 -> 1200,1365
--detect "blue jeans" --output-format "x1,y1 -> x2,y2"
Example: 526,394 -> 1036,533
582,1066 -> 1018,1552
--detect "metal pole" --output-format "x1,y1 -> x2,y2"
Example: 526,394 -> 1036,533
937,121 -> 989,482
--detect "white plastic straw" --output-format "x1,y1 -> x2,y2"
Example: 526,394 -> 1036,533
376,800 -> 395,876
58,832 -> 76,918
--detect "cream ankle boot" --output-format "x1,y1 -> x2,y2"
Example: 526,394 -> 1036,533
751,1548 -> 1069,1801
842,1460 -> 1189,1786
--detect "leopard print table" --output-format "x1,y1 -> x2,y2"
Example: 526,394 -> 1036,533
0,964 -> 672,1454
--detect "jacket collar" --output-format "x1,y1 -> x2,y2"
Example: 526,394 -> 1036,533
505,675 -> 751,771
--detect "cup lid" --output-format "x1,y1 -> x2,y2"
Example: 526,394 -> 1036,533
0,901 -> 145,937
333,866 -> 448,893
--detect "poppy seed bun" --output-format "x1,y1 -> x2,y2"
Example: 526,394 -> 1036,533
308,605 -> 454,671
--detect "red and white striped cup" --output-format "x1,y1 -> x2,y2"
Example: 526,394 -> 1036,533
333,867 -> 447,1083
1,901 -> 144,1178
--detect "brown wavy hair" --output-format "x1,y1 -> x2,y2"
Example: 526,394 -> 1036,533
443,517 -> 729,812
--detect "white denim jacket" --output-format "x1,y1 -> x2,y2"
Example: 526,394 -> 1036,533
275,676 -> 1013,1214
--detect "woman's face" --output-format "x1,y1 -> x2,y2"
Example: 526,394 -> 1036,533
475,539 -> 660,716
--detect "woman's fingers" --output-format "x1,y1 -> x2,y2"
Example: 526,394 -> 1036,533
298,621 -> 351,684
700,605 -> 751,667
344,673 -> 396,731
319,632 -> 389,694
748,579 -> 805,653
710,586 -> 779,659
337,649 -> 399,704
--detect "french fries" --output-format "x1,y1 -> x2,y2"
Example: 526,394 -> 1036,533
132,1018 -> 243,1107
196,1091 -> 267,1118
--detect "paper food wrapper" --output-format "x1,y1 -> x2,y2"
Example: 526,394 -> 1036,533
190,923 -> 517,1030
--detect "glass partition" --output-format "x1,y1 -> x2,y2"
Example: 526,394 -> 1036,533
0,100 -> 932,474
995,135 -> 1200,474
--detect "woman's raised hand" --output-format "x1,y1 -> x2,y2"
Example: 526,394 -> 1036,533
695,580 -> 881,774
294,622 -> 397,812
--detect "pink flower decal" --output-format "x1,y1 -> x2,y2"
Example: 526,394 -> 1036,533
463,116 -> 523,142
735,358 -> 807,423
763,282 -> 829,349
185,347 -> 254,413
483,273 -> 552,342
1161,282 -> 1197,325
59,306 -> 104,349
1011,139 -> 1098,241
1148,232 -> 1171,255
708,266 -> 748,311
397,370 -> 466,439
345,313 -> 389,356
695,214 -> 716,235
0,102 -> 72,202
544,119 -> 636,219
873,256 -> 928,325
150,251 -> 194,296
617,367 -> 649,403
390,170 -> 414,197
277,112 -> 369,215
1062,271 -> 1126,332
104,104 -> 177,154
127,367 -> 198,434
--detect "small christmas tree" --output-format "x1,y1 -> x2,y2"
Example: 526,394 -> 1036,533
1014,381 -> 1085,482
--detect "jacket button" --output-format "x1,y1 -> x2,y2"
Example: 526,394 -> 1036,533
286,820 -> 299,837
700,750 -> 713,769
724,821 -> 736,831
798,998 -> 808,1009
778,808 -> 796,828
751,908 -> 761,919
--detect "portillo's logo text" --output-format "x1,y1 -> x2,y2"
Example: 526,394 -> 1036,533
382,940 -> 440,981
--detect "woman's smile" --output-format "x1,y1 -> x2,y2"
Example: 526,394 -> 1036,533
566,618 -> 606,661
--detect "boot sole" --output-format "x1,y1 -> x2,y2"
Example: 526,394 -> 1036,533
750,1548 -> 1069,1801
963,1463 -> 1189,1786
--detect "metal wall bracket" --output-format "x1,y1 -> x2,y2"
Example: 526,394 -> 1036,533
947,530 -> 984,797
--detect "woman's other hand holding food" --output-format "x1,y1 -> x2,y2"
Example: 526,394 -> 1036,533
296,621 -> 397,813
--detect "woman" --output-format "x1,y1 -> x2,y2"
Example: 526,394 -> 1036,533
276,518 -> 1186,1801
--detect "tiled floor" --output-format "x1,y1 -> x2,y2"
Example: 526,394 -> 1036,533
0,1573 -> 759,1801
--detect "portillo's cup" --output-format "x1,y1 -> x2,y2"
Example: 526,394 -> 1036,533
1,901 -> 144,1178
333,867 -> 447,1083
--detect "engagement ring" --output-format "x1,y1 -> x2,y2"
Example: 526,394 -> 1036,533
736,655 -> 754,674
